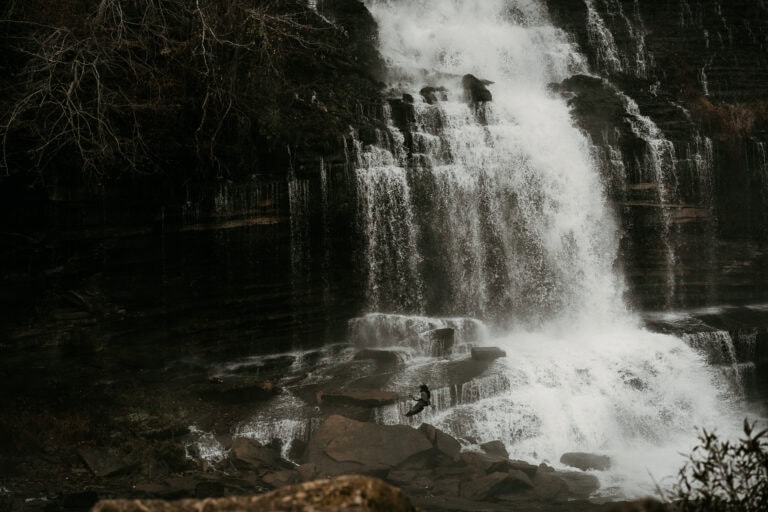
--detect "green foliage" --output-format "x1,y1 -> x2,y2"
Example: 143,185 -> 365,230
663,419 -> 768,512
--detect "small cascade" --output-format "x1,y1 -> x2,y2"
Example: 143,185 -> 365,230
354,133 -> 424,314
185,426 -> 227,464
375,372 -> 514,427
620,92 -> 680,308
583,0 -> 652,78
234,393 -> 322,460
682,330 -> 754,393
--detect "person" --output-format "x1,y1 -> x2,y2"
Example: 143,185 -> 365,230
405,384 -> 431,417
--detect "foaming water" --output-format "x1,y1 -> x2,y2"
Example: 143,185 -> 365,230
430,324 -> 742,496
353,0 -> 750,498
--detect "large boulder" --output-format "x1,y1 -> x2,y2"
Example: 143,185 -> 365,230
304,415 -> 433,476
92,475 -> 417,511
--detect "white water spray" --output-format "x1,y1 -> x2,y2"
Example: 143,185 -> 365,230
356,0 -> 745,498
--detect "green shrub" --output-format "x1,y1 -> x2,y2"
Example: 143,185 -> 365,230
663,419 -> 768,512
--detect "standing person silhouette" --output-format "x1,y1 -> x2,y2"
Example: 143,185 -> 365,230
405,384 -> 431,417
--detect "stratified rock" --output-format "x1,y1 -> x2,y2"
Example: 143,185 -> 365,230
304,415 -> 432,476
560,452 -> 612,471
92,474 -> 418,511
318,389 -> 400,407
470,346 -> 507,361
462,74 -> 494,103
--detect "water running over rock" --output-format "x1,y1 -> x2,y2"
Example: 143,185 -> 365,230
353,0 -> 750,497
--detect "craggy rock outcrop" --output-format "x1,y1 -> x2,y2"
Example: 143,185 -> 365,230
92,475 -> 418,512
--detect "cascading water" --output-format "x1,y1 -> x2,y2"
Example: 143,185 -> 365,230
356,0 -> 749,497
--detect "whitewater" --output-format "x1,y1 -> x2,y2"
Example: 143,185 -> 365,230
355,0 -> 748,497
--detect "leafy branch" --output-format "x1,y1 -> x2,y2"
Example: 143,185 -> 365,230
662,419 -> 768,512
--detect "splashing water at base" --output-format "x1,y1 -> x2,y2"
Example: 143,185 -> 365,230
356,0 -> 753,498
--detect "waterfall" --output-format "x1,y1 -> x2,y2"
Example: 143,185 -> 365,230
358,0 -> 745,498
584,0 -> 652,78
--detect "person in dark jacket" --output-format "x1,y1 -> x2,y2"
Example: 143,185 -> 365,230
405,384 -> 431,417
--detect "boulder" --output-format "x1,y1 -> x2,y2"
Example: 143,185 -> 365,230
560,452 -> 612,471
417,423 -> 462,460
470,346 -> 506,360
262,469 -> 302,488
486,459 -> 538,479
318,389 -> 400,407
558,470 -> 601,498
92,475 -> 418,512
230,438 -> 284,470
462,74 -> 493,103
460,471 -> 533,500
457,451 -> 508,472
480,440 -> 509,459
304,415 -> 432,476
